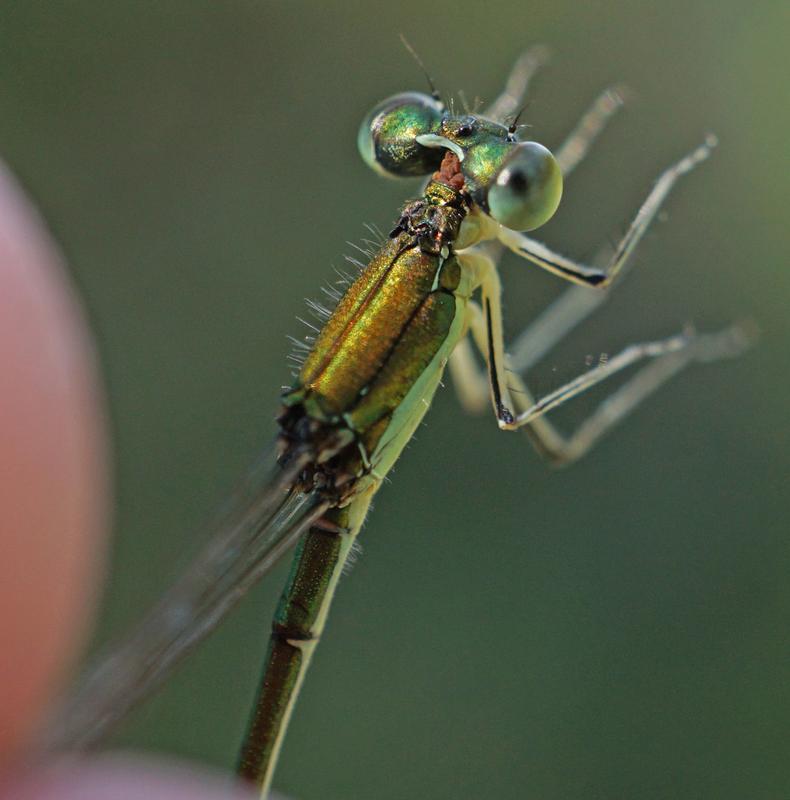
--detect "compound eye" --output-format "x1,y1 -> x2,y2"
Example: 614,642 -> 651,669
486,142 -> 563,231
357,92 -> 444,178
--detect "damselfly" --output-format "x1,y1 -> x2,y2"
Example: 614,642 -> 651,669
44,48 -> 750,796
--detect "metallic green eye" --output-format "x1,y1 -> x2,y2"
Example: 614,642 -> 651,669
357,92 -> 444,178
486,142 -> 563,231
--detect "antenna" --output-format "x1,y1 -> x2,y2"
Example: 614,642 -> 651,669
399,34 -> 443,107
507,103 -> 530,139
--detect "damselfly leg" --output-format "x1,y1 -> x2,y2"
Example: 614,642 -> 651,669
484,45 -> 552,122
450,134 -> 751,465
481,82 -> 632,373
497,136 -> 720,290
454,295 -> 749,464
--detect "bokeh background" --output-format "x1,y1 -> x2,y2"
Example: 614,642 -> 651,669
2,2 -> 788,798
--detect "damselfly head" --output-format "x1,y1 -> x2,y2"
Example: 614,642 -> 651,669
359,92 -> 562,232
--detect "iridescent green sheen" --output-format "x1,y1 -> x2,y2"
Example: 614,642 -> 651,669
460,139 -> 514,204
358,91 -> 444,177
295,237 -> 445,418
358,93 -> 563,233
440,114 -> 509,150
347,288 -> 457,437
291,182 -> 465,435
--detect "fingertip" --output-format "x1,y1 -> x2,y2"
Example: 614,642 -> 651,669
0,756 -> 260,800
0,162 -> 110,760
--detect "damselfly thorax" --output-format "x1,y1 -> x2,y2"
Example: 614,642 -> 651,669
277,155 -> 472,506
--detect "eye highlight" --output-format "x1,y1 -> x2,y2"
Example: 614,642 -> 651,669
486,142 -> 563,231
357,92 -> 445,178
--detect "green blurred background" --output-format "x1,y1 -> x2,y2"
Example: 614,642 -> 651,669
2,1 -> 788,797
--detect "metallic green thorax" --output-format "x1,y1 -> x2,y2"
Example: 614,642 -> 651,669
281,174 -> 468,491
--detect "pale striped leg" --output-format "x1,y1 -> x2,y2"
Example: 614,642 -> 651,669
484,45 -> 551,122
452,253 -> 752,465
449,302 -> 567,460
499,136 -> 718,371
507,283 -> 608,374
461,250 -> 518,424
554,86 -> 628,176
498,325 -> 752,435
480,85 -> 630,371
497,136 -> 719,289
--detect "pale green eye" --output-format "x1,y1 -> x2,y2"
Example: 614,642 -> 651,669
357,92 -> 444,178
486,142 -> 563,231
